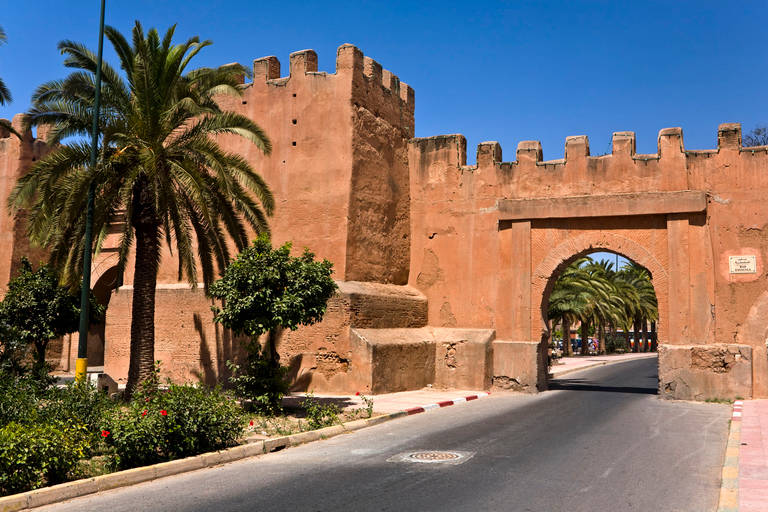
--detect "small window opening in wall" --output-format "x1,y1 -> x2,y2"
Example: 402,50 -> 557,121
292,141 -> 297,146
292,93 -> 297,97
282,160 -> 286,164
292,119 -> 297,124
242,100 -> 247,105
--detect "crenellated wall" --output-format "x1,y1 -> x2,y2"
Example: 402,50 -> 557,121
3,44 -> 767,400
0,115 -> 52,298
408,123 -> 766,398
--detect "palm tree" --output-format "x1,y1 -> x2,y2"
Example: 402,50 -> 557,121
616,262 -> 658,353
9,22 -> 274,397
548,257 -> 595,356
0,24 -> 19,138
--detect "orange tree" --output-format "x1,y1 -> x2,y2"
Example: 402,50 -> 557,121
210,234 -> 337,412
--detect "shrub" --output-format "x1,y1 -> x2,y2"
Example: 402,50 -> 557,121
0,422 -> 87,496
227,343 -> 290,414
104,377 -> 245,469
301,392 -> 340,430
605,332 -> 627,354
0,371 -> 40,425
41,381 -> 117,448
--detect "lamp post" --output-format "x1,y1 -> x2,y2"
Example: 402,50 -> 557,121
75,0 -> 106,383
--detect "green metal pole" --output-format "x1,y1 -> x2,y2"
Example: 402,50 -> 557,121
75,0 -> 106,383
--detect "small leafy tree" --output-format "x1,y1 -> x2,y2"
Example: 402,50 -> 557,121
210,234 -> 337,411
0,257 -> 105,373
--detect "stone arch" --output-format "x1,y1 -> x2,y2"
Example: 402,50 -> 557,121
531,232 -> 669,347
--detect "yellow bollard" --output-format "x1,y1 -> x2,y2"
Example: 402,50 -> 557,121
75,357 -> 88,383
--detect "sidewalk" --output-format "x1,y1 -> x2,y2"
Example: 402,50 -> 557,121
284,388 -> 490,414
726,399 -> 768,511
282,352 -> 657,415
550,351 -> 657,376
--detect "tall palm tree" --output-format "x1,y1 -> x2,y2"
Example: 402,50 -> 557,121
9,22 -> 274,397
0,24 -> 19,138
617,262 -> 658,353
0,25 -> 10,106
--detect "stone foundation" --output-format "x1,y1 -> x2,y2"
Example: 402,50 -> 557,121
658,344 -> 752,400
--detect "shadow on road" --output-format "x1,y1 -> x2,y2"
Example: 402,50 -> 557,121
549,377 -> 657,395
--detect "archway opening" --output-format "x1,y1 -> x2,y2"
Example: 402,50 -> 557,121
86,266 -> 119,366
542,249 -> 660,388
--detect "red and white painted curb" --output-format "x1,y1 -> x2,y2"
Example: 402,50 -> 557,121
404,393 -> 490,415
732,399 -> 743,421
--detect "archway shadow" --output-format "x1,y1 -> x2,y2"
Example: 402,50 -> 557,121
549,376 -> 657,395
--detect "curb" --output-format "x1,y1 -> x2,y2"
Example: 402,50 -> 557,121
404,393 -> 490,415
0,393 -> 489,511
550,354 -> 657,378
717,400 -> 743,512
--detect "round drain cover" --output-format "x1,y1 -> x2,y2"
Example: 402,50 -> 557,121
409,452 -> 460,461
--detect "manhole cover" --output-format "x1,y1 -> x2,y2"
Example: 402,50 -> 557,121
388,450 -> 474,465
410,452 -> 460,461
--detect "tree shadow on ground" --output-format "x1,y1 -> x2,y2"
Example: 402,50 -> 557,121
549,376 -> 658,395
281,395 -> 357,415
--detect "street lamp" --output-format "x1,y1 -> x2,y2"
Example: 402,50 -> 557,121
75,0 -> 106,383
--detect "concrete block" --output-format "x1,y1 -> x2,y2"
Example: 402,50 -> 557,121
263,437 -> 289,453
365,415 -> 395,427
241,441 -> 265,457
216,445 -> 250,464
26,481 -> 82,509
433,328 -> 494,389
659,344 -> 752,400
289,431 -> 320,446
343,419 -> 368,431
154,457 -> 205,479
95,466 -> 157,492
315,425 -> 345,438
491,341 -> 540,393
0,493 -> 27,512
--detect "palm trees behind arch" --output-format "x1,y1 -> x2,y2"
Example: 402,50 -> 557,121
548,255 -> 658,356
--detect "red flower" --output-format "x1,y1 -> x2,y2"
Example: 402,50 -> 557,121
249,420 -> 254,426
160,410 -> 167,416
101,430 -> 110,437
355,391 -> 360,396
145,397 -> 150,402
142,410 -> 147,417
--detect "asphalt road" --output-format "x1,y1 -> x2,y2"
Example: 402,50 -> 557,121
38,357 -> 730,512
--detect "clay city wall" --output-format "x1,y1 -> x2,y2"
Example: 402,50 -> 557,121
2,44 -> 767,400
408,124 -> 766,398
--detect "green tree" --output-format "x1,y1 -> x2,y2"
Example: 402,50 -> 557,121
0,257 -> 104,373
8,22 -> 273,397
210,234 -> 337,410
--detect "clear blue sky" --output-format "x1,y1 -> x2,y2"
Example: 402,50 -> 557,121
1,1 -> 766,161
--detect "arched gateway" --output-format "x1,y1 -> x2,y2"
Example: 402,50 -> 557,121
1,47 -> 763,401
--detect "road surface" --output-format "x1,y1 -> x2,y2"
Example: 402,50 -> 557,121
39,357 -> 730,511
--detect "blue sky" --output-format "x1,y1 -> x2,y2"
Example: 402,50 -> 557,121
1,1 -> 766,163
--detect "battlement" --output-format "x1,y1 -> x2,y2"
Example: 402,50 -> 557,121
410,123 -> 768,200
412,124 -> 762,175
249,44 -> 414,107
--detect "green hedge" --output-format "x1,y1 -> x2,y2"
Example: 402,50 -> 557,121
0,422 -> 87,495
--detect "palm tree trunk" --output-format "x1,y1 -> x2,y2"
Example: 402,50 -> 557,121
650,321 -> 657,352
581,320 -> 590,356
632,318 -> 640,353
598,324 -> 605,355
624,328 -> 630,352
641,319 -> 648,352
126,180 -> 160,400
562,317 -> 572,356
